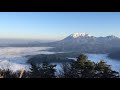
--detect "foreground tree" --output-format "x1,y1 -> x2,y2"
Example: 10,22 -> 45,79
0,69 -> 19,78
0,54 -> 119,78
29,62 -> 56,78
61,54 -> 119,78
94,61 -> 119,78
29,63 -> 40,78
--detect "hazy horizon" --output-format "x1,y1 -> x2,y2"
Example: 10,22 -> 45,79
0,12 -> 120,40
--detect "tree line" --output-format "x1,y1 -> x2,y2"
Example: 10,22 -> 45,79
0,54 -> 119,78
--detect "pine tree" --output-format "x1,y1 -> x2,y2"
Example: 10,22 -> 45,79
29,62 -> 56,78
39,62 -> 56,78
61,54 -> 119,78
94,61 -> 119,78
29,63 -> 41,78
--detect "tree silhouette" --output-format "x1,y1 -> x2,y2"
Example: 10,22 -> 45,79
94,61 -> 119,78
61,54 -> 119,78
29,62 -> 56,78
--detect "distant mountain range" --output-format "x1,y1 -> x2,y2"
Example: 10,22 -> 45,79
46,33 -> 120,53
2,33 -> 120,54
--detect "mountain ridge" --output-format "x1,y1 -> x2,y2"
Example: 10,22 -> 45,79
47,33 -> 120,53
4,32 -> 120,54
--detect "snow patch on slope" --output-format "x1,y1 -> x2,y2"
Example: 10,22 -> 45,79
70,33 -> 91,38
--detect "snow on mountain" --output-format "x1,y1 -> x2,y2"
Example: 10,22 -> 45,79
69,33 -> 91,38
106,35 -> 119,39
63,33 -> 120,41
63,33 -> 93,41
51,33 -> 120,53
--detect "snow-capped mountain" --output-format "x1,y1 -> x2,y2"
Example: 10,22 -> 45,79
1,32 -> 120,54
63,33 -> 120,42
48,33 -> 120,53
69,33 -> 91,38
64,33 -> 93,40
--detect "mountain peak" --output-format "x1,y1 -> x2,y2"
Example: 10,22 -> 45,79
70,33 -> 90,38
106,35 -> 119,39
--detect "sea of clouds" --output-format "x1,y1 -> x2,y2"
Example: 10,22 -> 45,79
0,47 -> 55,72
0,47 -> 120,72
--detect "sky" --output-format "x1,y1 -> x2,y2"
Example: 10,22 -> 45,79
0,12 -> 120,40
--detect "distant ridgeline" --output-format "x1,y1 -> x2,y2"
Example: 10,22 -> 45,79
0,39 -> 52,47
1,33 -> 120,54
108,50 -> 120,60
44,33 -> 120,54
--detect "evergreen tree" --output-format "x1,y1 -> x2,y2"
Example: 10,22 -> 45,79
61,54 -> 119,78
94,61 -> 119,78
61,63 -> 76,78
1,69 -> 17,78
29,62 -> 56,78
29,63 -> 41,78
39,62 -> 56,78
72,54 -> 95,78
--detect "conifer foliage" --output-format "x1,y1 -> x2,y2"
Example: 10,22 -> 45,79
0,54 -> 119,78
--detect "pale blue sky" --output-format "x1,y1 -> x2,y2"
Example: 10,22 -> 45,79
0,12 -> 120,40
